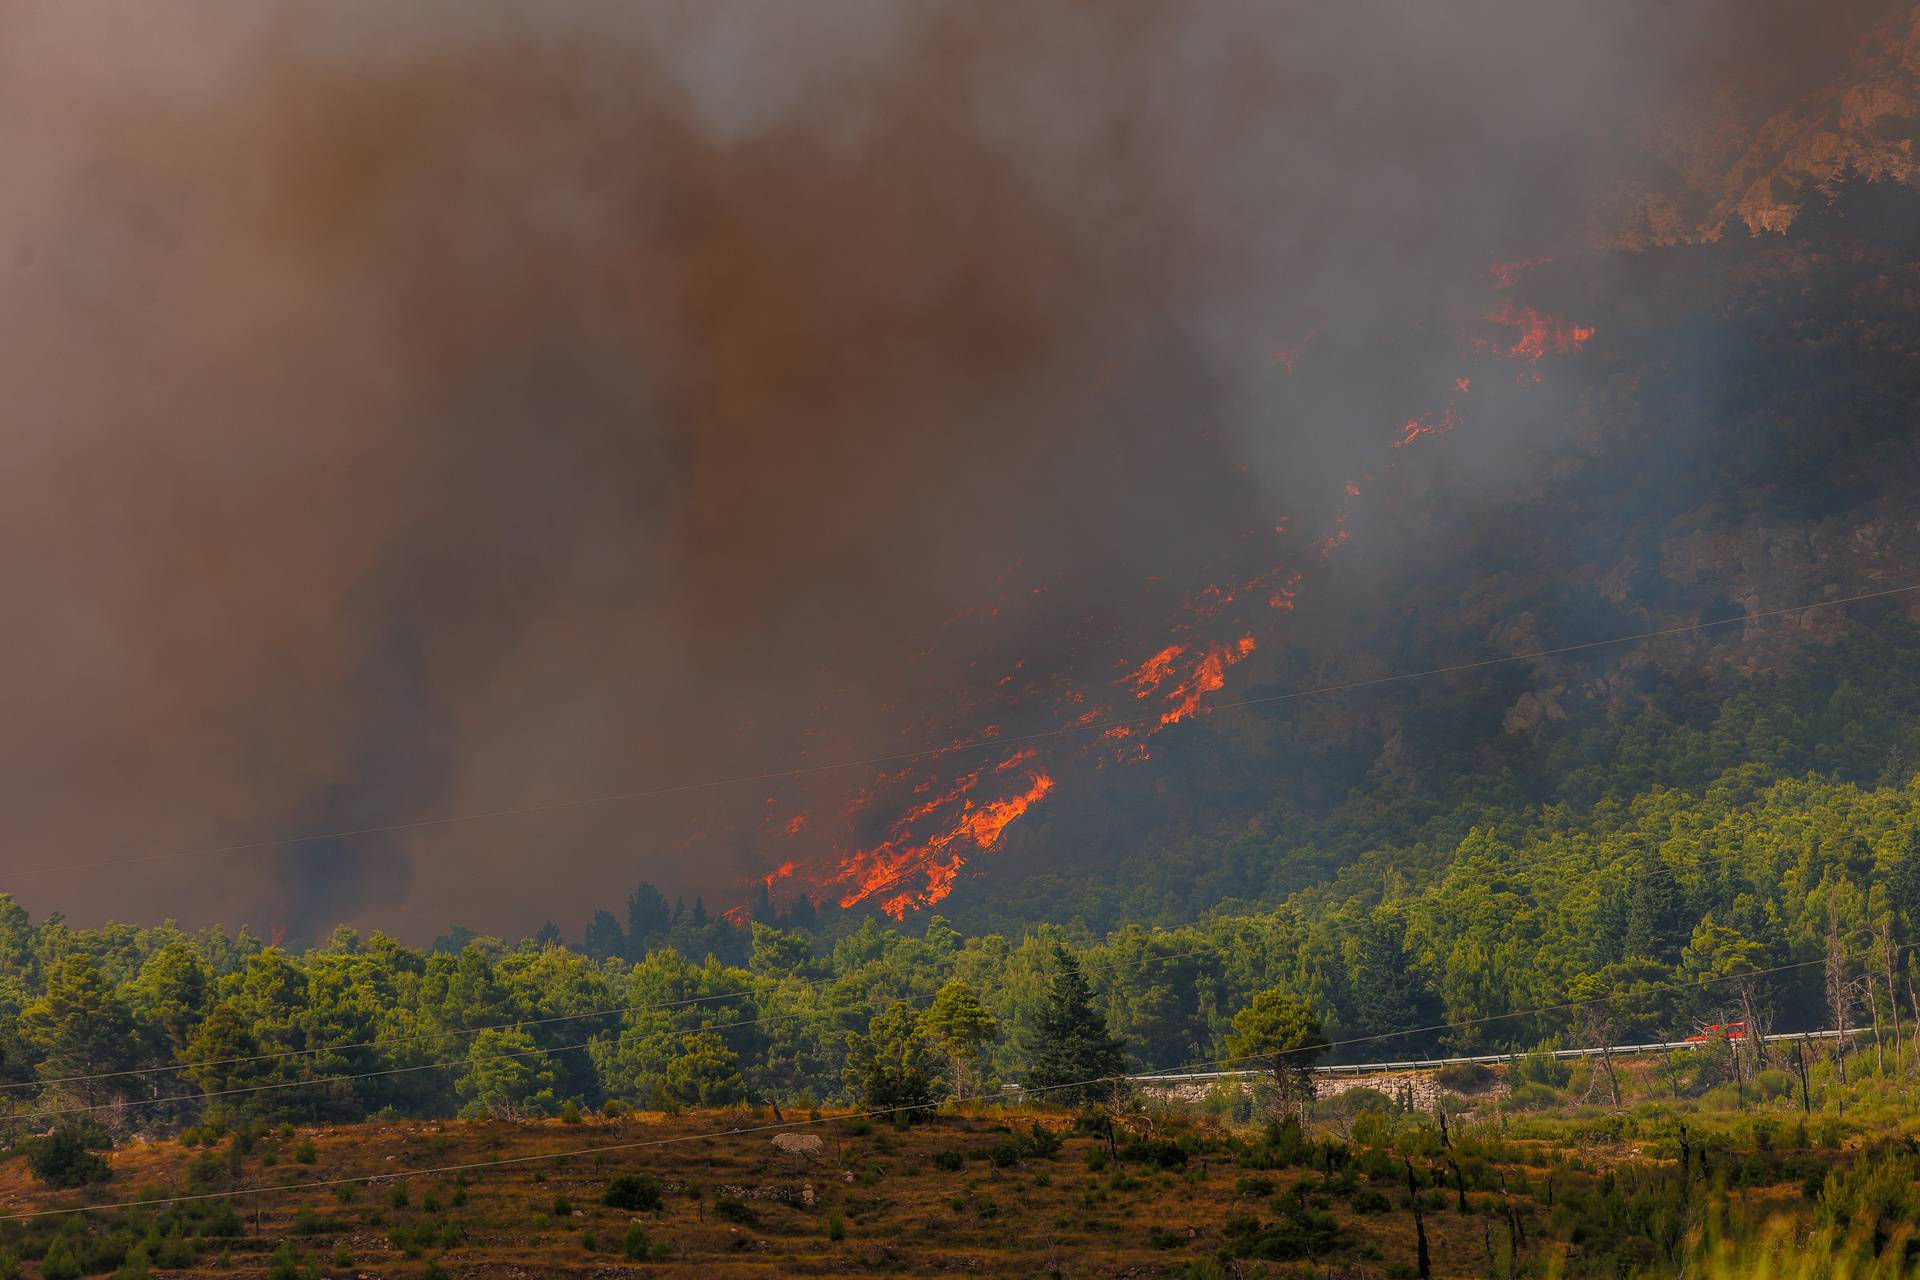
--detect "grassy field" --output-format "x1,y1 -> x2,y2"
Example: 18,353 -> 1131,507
0,1086 -> 1903,1279
0,1105 -> 1551,1278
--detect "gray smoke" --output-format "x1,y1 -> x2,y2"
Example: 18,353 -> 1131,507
0,0 -> 1897,940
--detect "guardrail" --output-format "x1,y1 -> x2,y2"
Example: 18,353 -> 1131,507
1131,1028 -> 1858,1085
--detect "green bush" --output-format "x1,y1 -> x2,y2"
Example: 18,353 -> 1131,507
201,1202 -> 244,1238
1120,1137 -> 1188,1169
112,1242 -> 151,1280
1351,1188 -> 1391,1214
1513,1049 -> 1573,1090
185,1151 -> 228,1192
265,1242 -> 316,1280
621,1224 -> 652,1260
1508,1081 -> 1564,1110
714,1199 -> 757,1226
389,1225 -> 426,1259
1434,1062 -> 1495,1092
985,1139 -> 1023,1168
931,1150 -> 964,1172
603,1173 -> 663,1211
1024,1122 -> 1064,1158
41,1239 -> 82,1280
24,1123 -> 112,1189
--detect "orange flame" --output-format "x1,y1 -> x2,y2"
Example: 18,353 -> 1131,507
1124,644 -> 1187,698
829,748 -> 1056,918
1479,302 -> 1594,362
1393,405 -> 1461,449
1488,257 -> 1551,289
1120,636 -> 1255,728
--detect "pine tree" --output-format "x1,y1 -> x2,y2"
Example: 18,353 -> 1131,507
786,894 -> 819,933
844,1003 -> 943,1112
919,979 -> 998,1101
1226,988 -> 1326,1118
582,911 -> 625,964
662,1031 -> 747,1109
1351,908 -> 1441,1041
1623,854 -> 1687,963
20,953 -> 139,1109
625,883 -> 672,959
1026,945 -> 1127,1107
1588,884 -> 1630,968
1887,829 -> 1920,940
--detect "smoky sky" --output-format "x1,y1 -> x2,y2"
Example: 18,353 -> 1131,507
0,0 -> 1898,941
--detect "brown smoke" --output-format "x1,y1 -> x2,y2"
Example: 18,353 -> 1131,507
0,1 -> 1897,939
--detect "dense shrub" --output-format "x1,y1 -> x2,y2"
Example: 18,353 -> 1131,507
1435,1062 -> 1495,1092
1121,1138 -> 1188,1169
603,1173 -> 663,1212
1508,1081 -> 1565,1110
1351,1188 -> 1391,1214
24,1126 -> 111,1190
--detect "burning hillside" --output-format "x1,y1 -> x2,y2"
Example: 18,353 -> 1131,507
743,278 -> 1599,919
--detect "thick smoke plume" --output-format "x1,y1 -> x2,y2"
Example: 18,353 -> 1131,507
0,1 -> 1896,939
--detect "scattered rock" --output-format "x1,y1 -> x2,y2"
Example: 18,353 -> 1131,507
717,1182 -> 816,1207
771,1132 -> 823,1157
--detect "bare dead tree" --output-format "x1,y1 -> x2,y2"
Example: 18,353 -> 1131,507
1733,973 -> 1771,1077
1877,920 -> 1902,1078
1826,902 -> 1854,1084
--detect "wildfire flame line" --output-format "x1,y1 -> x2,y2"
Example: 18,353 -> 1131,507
738,274 -> 1595,921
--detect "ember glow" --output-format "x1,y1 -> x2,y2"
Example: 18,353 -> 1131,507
1488,257 -> 1552,289
1480,302 -> 1596,362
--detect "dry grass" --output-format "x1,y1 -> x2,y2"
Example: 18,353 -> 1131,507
0,1108 -> 1538,1278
